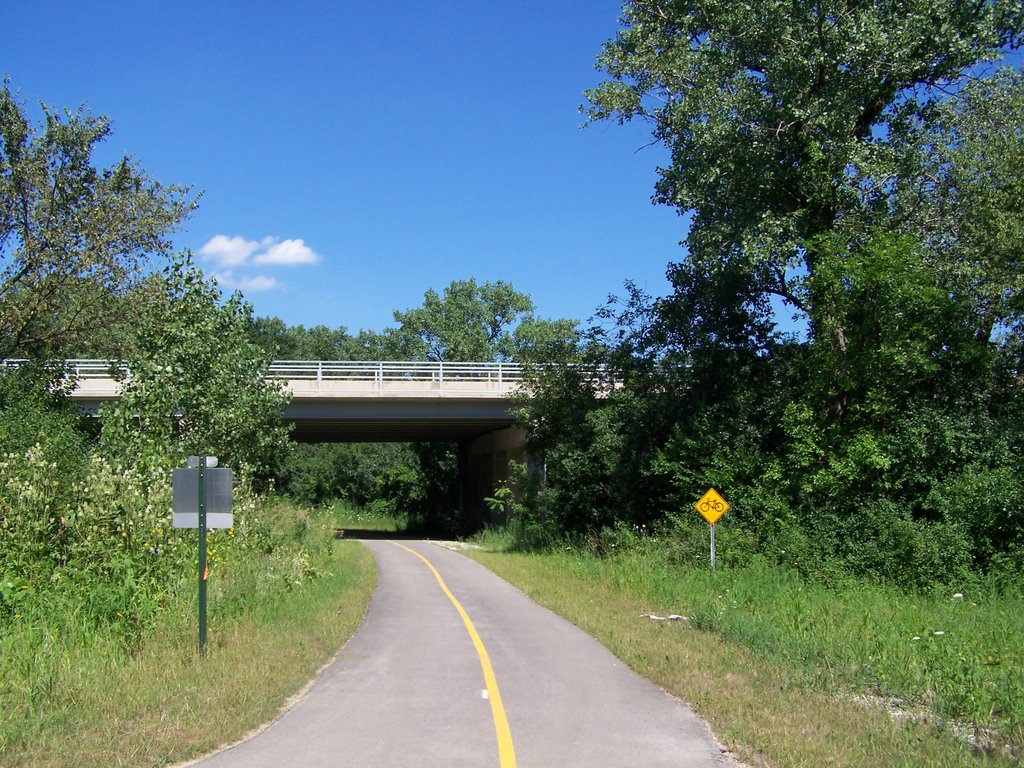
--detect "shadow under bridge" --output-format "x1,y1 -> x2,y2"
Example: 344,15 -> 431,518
275,361 -> 530,531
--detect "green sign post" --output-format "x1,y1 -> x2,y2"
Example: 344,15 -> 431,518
694,488 -> 730,570
197,456 -> 208,655
172,456 -> 232,656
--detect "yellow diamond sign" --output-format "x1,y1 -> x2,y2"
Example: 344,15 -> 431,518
695,488 -> 729,525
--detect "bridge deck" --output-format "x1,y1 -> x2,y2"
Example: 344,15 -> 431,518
61,360 -> 524,400
44,360 -> 524,442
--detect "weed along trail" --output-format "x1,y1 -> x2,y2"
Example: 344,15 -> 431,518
187,540 -> 736,767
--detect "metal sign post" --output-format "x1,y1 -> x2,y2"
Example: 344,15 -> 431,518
172,456 -> 231,656
694,488 -> 730,570
197,456 -> 208,654
710,523 -> 716,570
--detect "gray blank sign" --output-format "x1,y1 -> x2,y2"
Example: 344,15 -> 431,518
172,467 -> 233,528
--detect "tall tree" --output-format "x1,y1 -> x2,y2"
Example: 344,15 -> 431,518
0,82 -> 193,358
390,278 -> 537,362
586,0 -> 1022,355
249,316 -> 366,361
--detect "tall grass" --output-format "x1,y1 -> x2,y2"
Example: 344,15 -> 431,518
603,549 -> 1021,742
1,500 -> 376,767
471,525 -> 1023,763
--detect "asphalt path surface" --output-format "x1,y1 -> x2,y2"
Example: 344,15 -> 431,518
189,539 -> 738,767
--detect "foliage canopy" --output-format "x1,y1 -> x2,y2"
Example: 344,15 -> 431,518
100,255 -> 291,477
0,82 -> 193,358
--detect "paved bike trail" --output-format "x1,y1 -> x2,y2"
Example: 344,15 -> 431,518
187,540 -> 738,767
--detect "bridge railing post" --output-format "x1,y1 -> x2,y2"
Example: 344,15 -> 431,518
317,361 -> 323,394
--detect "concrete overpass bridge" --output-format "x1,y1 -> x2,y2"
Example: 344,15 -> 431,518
61,359 -> 529,529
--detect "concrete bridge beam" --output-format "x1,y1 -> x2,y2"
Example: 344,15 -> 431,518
461,426 -> 528,533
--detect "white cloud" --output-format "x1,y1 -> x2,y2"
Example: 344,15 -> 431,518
254,238 -> 321,265
211,271 -> 279,293
236,274 -> 280,292
198,234 -> 322,270
198,234 -> 269,267
198,234 -> 320,296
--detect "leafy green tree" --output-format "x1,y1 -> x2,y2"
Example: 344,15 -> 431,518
249,316 -> 371,361
583,0 -> 1022,453
386,277 -> 580,366
390,278 -> 536,361
276,442 -> 423,512
0,82 -> 193,358
100,255 -> 290,477
586,0 -> 1021,356
248,316 -> 294,359
893,68 -> 1024,361
293,324 -> 356,360
0,363 -> 89,513
512,316 -> 582,365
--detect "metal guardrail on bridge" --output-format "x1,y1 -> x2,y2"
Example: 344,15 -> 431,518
2,359 -> 525,398
0,359 -> 129,378
267,360 -> 523,396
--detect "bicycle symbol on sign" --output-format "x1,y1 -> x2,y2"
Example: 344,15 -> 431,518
694,488 -> 730,524
699,498 -> 723,516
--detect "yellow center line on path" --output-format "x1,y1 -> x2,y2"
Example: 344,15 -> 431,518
388,541 -> 517,768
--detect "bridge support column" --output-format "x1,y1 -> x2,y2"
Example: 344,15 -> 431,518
457,441 -> 473,533
461,426 -> 527,533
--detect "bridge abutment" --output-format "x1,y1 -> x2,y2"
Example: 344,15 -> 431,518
461,426 -> 527,533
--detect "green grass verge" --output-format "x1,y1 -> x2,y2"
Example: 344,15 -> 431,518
1,521 -> 375,767
330,501 -> 404,533
467,546 -> 1021,768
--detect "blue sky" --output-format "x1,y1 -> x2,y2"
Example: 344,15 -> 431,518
5,1 -> 688,333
